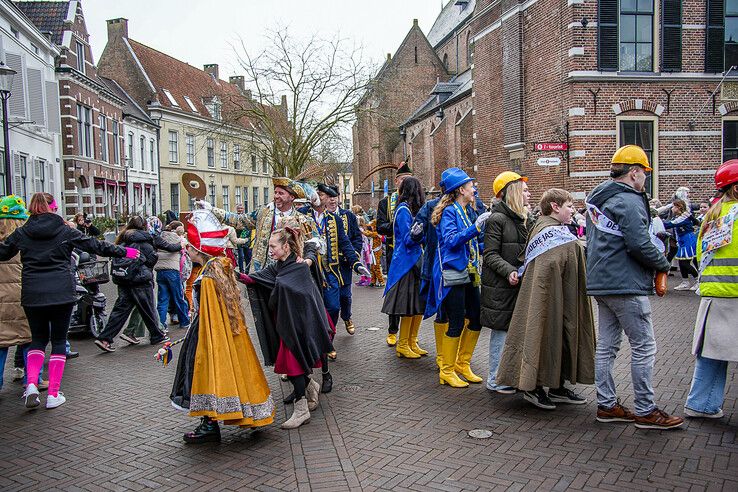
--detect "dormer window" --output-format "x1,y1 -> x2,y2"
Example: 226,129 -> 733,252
162,88 -> 179,107
183,96 -> 198,113
204,96 -> 222,120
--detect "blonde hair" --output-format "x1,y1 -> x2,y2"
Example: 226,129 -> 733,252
431,189 -> 461,226
0,218 -> 23,241
701,184 -> 738,231
502,180 -> 528,222
202,257 -> 246,335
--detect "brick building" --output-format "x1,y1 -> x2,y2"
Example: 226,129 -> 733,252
356,0 -> 732,205
97,18 -> 272,217
17,0 -> 127,217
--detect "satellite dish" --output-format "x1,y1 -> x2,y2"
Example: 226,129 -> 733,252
181,173 -> 207,200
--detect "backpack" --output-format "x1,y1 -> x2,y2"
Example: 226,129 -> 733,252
110,242 -> 152,285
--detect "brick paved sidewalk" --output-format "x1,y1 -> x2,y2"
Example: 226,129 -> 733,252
1,277 -> 737,491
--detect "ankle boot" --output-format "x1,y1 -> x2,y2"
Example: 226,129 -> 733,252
455,326 -> 483,383
183,416 -> 221,443
408,315 -> 428,356
396,317 -> 421,358
439,335 -> 468,388
306,378 -> 320,411
321,372 -> 333,393
434,321 -> 448,369
281,397 -> 311,429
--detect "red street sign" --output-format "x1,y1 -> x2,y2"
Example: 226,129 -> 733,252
534,142 -> 568,151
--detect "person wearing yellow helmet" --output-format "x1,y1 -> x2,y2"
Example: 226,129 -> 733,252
585,145 -> 684,430
481,170 -> 531,395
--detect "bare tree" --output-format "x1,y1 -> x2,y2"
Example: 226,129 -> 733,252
228,26 -> 375,178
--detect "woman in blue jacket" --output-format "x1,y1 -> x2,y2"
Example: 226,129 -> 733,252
381,177 -> 426,359
429,168 -> 490,388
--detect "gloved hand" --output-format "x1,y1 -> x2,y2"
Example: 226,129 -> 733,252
357,265 -> 371,277
124,247 -> 140,259
195,200 -> 212,210
410,221 -> 424,237
475,211 -> 492,230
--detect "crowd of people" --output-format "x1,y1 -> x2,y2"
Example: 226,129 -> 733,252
0,145 -> 736,442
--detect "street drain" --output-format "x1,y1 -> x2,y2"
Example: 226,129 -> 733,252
468,429 -> 493,439
341,384 -> 362,392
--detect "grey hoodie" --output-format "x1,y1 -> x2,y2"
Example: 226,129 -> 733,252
585,180 -> 670,296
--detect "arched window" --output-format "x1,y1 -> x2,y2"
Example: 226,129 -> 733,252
414,46 -> 418,64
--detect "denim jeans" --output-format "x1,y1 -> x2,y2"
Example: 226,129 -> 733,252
594,295 -> 657,416
156,270 -> 190,327
486,329 -> 509,390
685,355 -> 728,414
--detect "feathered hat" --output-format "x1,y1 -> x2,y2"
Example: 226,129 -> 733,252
186,208 -> 229,256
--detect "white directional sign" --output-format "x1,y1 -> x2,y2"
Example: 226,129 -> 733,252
537,157 -> 561,166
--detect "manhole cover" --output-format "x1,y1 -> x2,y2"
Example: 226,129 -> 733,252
366,326 -> 380,331
341,384 -> 362,392
468,429 -> 493,439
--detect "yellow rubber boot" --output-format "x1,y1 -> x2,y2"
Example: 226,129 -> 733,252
434,321 -> 449,369
455,326 -> 483,383
439,335 -> 468,387
396,316 -> 421,359
408,315 -> 428,356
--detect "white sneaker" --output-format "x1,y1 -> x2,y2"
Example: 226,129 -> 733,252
684,407 -> 723,419
46,392 -> 66,409
689,282 -> 699,291
12,367 -> 24,381
23,383 -> 40,409
674,280 -> 691,291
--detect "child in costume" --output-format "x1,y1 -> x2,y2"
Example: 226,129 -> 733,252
496,189 -> 596,410
239,224 -> 334,429
362,219 -> 385,287
170,208 -> 274,443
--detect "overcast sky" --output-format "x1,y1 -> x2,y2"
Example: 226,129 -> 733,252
83,0 -> 446,76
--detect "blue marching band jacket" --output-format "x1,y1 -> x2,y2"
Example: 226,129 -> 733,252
337,207 -> 364,284
298,205 -> 361,286
383,202 -> 423,295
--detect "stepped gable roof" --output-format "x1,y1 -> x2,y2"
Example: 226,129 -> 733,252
99,76 -> 155,126
402,69 -> 472,127
427,0 -> 476,48
126,38 -> 258,127
14,1 -> 69,45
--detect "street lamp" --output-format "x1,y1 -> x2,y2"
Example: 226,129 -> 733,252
0,61 -> 16,195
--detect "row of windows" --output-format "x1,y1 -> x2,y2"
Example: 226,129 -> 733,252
597,0 -> 738,73
167,130 -> 270,173
126,133 -> 156,172
169,183 -> 268,214
76,103 -> 121,165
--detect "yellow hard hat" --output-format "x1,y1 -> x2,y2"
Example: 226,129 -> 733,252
493,171 -> 528,197
611,145 -> 652,171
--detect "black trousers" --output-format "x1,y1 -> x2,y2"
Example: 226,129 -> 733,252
98,283 -> 164,343
385,245 -> 400,334
679,258 -> 699,279
441,283 -> 481,338
23,303 -> 75,355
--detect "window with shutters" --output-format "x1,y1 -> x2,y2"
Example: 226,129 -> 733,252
14,154 -> 27,202
99,115 -> 108,163
620,0 -> 654,71
598,0 -> 619,70
45,81 -> 60,134
727,0 -> 738,71
6,53 -> 25,117
661,0 -> 682,71
722,119 -> 738,161
619,120 -> 655,196
27,68 -> 44,126
33,159 -> 45,193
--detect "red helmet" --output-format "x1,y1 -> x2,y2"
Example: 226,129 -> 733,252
715,159 -> 738,190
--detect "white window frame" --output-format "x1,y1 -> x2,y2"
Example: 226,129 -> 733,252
616,114 -> 659,197
127,132 -> 134,167
186,133 -> 195,165
169,130 -> 179,163
99,115 -> 108,163
140,135 -> 146,170
207,138 -> 215,167
220,142 -> 228,169
233,144 -> 240,169
222,185 -> 230,212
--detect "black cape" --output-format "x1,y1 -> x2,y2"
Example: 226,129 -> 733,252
170,280 -> 201,410
246,254 -> 333,373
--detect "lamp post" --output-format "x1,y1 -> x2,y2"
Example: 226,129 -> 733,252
0,61 -> 16,195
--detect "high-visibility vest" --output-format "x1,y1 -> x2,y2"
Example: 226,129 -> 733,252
698,201 -> 738,298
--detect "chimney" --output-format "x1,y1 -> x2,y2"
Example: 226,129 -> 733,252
229,75 -> 245,92
106,18 -> 129,41
204,64 -> 219,80
413,18 -> 419,27
280,95 -> 288,118
386,53 -> 392,62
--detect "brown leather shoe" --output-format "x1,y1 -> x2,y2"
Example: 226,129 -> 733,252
344,319 -> 355,335
596,401 -> 636,423
634,408 -> 685,430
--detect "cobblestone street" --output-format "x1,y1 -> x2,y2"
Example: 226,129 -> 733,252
1,277 -> 737,491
